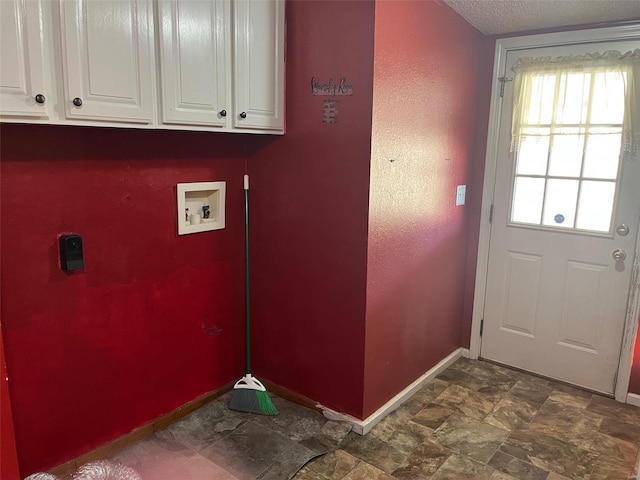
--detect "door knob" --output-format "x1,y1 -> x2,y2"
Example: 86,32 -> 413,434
219,110 -> 227,117
35,94 -> 45,104
240,112 -> 247,119
72,97 -> 82,107
612,249 -> 627,262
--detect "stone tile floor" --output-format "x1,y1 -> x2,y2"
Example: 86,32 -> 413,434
103,358 -> 640,480
296,358 -> 640,480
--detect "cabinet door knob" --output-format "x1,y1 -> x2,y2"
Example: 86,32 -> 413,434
219,110 -> 227,117
240,112 -> 247,119
72,97 -> 83,107
35,94 -> 45,104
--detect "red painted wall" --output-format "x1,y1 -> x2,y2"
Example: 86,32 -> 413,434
1,125 -> 247,474
246,0 -> 375,418
1,323 -> 21,480
363,0 -> 482,417
629,330 -> 640,394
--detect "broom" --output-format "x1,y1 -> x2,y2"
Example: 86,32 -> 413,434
229,174 -> 278,415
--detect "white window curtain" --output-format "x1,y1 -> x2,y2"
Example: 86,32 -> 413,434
510,49 -> 640,157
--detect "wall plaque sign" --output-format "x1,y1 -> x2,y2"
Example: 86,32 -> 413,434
311,77 -> 354,96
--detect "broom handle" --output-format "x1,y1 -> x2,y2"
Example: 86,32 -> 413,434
244,175 -> 251,374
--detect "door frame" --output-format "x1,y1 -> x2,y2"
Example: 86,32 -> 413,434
470,24 -> 640,403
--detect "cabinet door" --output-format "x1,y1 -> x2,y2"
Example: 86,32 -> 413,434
158,0 -> 231,127
0,0 -> 48,118
233,0 -> 284,131
59,0 -> 154,123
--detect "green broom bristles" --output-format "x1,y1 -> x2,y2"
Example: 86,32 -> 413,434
256,390 -> 278,415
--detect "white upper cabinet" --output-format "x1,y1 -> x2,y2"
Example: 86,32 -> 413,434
158,0 -> 231,127
158,0 -> 284,133
0,0 -> 49,118
0,0 -> 284,133
59,0 -> 154,123
233,0 -> 284,131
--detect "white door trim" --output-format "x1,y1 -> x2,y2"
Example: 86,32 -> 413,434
471,24 -> 640,402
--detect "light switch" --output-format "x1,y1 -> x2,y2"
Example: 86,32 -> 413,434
456,185 -> 466,206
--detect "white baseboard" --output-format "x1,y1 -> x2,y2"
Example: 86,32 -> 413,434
319,347 -> 467,435
627,393 -> 640,407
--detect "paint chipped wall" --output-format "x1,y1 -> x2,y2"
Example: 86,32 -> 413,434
0,125 -> 247,474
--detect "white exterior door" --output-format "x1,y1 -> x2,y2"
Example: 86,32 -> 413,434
482,40 -> 640,394
0,0 -> 49,118
233,0 -> 284,130
158,0 -> 231,127
59,0 -> 154,123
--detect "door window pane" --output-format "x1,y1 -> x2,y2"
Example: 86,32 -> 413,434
516,135 -> 549,175
576,181 -> 616,232
542,179 -> 579,228
548,131 -> 584,178
512,177 -> 545,224
583,131 -> 622,180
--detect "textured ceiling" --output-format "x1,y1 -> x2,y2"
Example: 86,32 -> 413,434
442,0 -> 640,35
